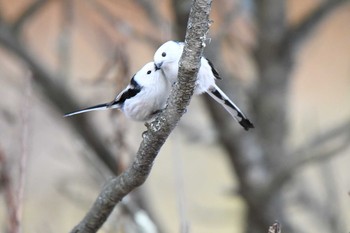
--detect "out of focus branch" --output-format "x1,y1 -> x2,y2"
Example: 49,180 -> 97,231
134,0 -> 168,29
0,23 -> 120,174
57,0 -> 74,78
265,120 -> 350,201
0,148 -> 17,233
205,1 -> 350,232
85,0 -> 161,46
296,169 -> 345,233
70,1 -> 212,232
12,0 -> 49,34
214,2 -> 241,42
13,72 -> 33,233
1,4 -> 163,231
93,45 -> 130,84
321,161 -> 346,232
0,2 -> 3,22
284,0 -> 349,54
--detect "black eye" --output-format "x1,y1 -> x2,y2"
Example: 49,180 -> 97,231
161,52 -> 166,57
147,70 -> 151,75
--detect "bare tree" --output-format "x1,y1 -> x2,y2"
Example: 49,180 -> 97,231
0,0 -> 349,232
170,0 -> 350,232
0,1 -> 156,231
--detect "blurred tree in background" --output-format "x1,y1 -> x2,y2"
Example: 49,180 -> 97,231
0,0 -> 350,233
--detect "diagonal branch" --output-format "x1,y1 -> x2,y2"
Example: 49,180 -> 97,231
0,23 -> 120,175
85,0 -> 161,46
262,120 -> 350,201
283,0 -> 349,54
12,0 -> 50,34
70,0 -> 213,232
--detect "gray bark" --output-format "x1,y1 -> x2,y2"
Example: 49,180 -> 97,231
69,0 -> 213,232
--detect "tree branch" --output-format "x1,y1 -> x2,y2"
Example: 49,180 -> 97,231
213,1 -> 241,42
263,120 -> 350,201
134,0 -> 168,29
0,2 -> 3,22
57,0 -> 74,78
85,0 -> 161,46
0,23 -> 120,174
321,161 -> 347,233
283,0 -> 349,54
70,0 -> 212,232
12,0 -> 49,34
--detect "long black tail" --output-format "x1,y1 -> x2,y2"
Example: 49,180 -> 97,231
64,102 -> 119,117
207,85 -> 254,130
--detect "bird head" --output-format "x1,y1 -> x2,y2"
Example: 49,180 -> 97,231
154,41 -> 184,70
134,62 -> 161,87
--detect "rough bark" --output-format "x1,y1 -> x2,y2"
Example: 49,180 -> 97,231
69,0 -> 212,232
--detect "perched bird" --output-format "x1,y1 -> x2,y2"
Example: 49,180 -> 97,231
154,40 -> 254,130
64,62 -> 171,121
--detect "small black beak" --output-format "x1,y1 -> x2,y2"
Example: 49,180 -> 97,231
154,62 -> 162,71
154,63 -> 160,71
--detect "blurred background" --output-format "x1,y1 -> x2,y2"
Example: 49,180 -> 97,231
0,0 -> 349,233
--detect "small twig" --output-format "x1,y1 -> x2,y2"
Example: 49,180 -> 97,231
263,120 -> 350,200
15,71 -> 33,233
268,221 -> 281,233
172,134 -> 190,233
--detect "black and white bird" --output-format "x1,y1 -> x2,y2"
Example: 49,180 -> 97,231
64,62 -> 171,121
153,41 -> 254,130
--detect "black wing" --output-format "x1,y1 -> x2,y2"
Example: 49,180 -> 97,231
206,58 -> 221,80
111,76 -> 142,106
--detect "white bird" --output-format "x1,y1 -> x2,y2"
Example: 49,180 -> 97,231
154,41 -> 254,130
64,62 -> 171,122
